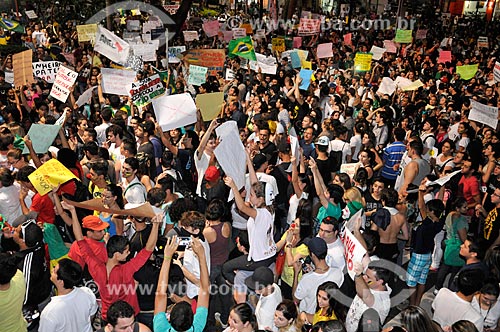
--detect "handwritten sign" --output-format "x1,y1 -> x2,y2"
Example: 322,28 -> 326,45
187,65 -> 208,86
272,38 -> 285,52
153,93 -> 197,131
383,40 -> 397,53
354,53 -> 373,72
203,20 -> 220,37
28,159 -> 78,196
298,18 -> 321,36
344,33 -> 352,45
101,68 -> 137,96
182,49 -> 225,76
340,163 -> 358,180
317,43 -> 333,58
22,124 -> 61,155
49,66 -> 78,102
456,64 -> 478,80
438,51 -> 452,63
32,61 -> 61,83
416,29 -> 427,39
13,49 -> 35,87
342,210 -> 367,280
477,36 -> 489,48
94,25 -> 130,65
183,31 -> 199,42
232,28 -> 247,39
299,69 -> 313,90
369,46 -> 386,61
76,24 -> 98,43
469,99 -> 499,129
394,29 -> 412,43
129,74 -> 165,107
196,92 -> 224,121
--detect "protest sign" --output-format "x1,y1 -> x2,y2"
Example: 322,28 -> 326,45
344,33 -> 352,45
427,170 -> 461,187
225,68 -> 235,81
28,159 -> 77,196
254,29 -> 266,40
416,29 -> 427,39
215,121 -> 247,192
293,37 -> 302,48
438,51 -> 452,63
76,24 -> 98,43
394,29 -> 412,43
232,28 -> 247,39
249,53 -> 277,75
25,10 -> 37,19
188,65 -> 208,86
22,124 -> 61,155
378,77 -> 396,95
126,20 -> 140,32
13,49 -> 35,87
354,53 -> 373,72
203,20 -> 219,37
130,74 -> 165,107
317,43 -> 333,58
130,42 -> 158,62
183,31 -> 199,42
168,46 -> 186,63
272,38 -> 285,53
153,93 -> 197,131
369,46 -> 386,61
240,23 -> 253,35
94,25 -> 130,65
182,49 -> 225,76
290,52 -> 301,68
340,163 -> 358,180
394,76 -> 413,89
76,86 -> 97,107
298,18 -> 321,36
4,70 -> 13,84
302,61 -> 312,69
342,212 -> 367,280
383,40 -> 397,53
469,99 -> 499,129
32,61 -> 61,83
101,68 -> 137,96
477,36 -> 489,48
456,64 -> 478,80
142,21 -> 156,34
49,66 -> 78,102
401,80 -> 424,91
299,69 -> 313,90
440,37 -> 452,47
494,62 -> 500,83
163,4 -> 180,14
196,92 -> 224,121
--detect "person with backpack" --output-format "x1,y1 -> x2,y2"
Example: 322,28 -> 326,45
328,126 -> 352,171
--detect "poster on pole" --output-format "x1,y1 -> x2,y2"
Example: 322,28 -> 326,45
129,74 -> 165,107
94,25 -> 130,65
49,66 -> 78,102
32,61 -> 61,83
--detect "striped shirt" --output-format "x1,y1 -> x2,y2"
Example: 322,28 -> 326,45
381,141 -> 407,180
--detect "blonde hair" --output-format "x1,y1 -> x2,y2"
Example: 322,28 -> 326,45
344,187 -> 363,204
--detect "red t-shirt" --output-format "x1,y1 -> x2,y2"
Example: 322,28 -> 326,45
68,237 -> 107,269
30,193 -> 55,224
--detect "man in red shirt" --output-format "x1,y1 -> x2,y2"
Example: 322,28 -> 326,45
68,215 -> 108,269
458,159 -> 481,216
67,202 -> 161,322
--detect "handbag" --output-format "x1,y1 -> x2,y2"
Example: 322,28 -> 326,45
443,215 -> 465,267
275,249 -> 286,276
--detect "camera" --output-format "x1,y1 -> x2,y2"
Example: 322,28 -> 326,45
177,236 -> 192,251
299,256 -> 314,273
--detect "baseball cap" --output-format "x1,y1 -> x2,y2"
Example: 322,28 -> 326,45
204,166 -> 220,182
252,153 -> 268,170
82,215 -> 109,231
305,237 -> 328,257
245,266 -> 274,291
317,136 -> 330,146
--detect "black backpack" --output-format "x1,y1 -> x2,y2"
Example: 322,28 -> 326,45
329,142 -> 347,173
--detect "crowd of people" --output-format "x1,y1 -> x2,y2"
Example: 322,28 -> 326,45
0,2 -> 499,332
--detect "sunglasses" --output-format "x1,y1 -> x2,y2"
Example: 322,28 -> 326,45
21,219 -> 36,240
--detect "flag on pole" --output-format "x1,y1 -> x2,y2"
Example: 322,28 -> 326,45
0,18 -> 24,33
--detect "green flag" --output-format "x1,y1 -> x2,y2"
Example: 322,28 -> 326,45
228,36 -> 257,61
0,18 -> 24,33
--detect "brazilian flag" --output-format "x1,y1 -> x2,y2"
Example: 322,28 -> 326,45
0,18 -> 24,33
228,36 -> 257,61
152,66 -> 176,94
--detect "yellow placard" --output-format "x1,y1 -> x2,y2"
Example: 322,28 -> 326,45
301,60 -> 312,69
196,92 -> 224,121
354,53 -> 373,72
76,24 -> 98,43
28,159 -> 78,196
272,38 -> 285,53
456,64 -> 479,80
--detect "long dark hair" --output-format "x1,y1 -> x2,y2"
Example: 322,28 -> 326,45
315,281 -> 345,321
106,183 -> 124,209
231,303 -> 257,331
401,305 -> 439,332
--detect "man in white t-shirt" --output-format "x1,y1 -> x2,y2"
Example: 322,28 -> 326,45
245,267 -> 282,330
318,215 -> 345,271
345,261 -> 392,332
329,126 -> 352,164
39,259 -> 97,332
294,237 -> 344,316
433,269 -> 485,332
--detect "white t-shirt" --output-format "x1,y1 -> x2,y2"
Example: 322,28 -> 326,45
0,183 -> 22,223
325,237 -> 346,271
329,139 -> 351,164
247,208 -> 276,262
39,287 -> 98,332
287,192 -> 309,225
195,150 -> 210,196
394,151 -> 412,193
295,267 -> 344,314
256,284 -> 283,330
432,288 -> 484,332
183,239 -> 211,299
345,286 -> 392,332
245,173 -> 279,206
471,295 -> 500,330
350,134 -> 362,161
123,177 -> 147,204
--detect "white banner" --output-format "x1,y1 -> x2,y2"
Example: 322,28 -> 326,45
130,42 -> 158,62
94,25 -> 130,65
469,99 -> 499,129
49,66 -> 78,102
152,93 -> 197,131
101,68 -> 137,96
76,86 -> 97,107
32,61 -> 61,83
369,46 -> 386,61
214,121 -> 247,191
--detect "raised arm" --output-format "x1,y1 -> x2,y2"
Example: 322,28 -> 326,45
155,121 -> 178,156
154,235 -> 178,315
196,119 -> 217,161
145,214 -> 162,252
224,176 -> 257,219
246,149 -> 259,185
291,155 -> 303,198
97,74 -> 105,105
192,237 -> 210,308
309,158 -> 329,208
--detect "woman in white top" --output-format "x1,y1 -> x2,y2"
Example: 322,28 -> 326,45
471,283 -> 500,332
456,122 -> 474,153
432,138 -> 456,177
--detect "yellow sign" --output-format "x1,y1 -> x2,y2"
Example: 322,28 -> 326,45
272,38 -> 285,53
354,53 -> 373,72
301,60 -> 312,69
456,64 -> 479,80
196,92 -> 224,121
28,159 -> 77,196
76,24 -> 98,43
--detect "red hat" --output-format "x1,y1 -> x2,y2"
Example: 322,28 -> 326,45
82,215 -> 109,231
204,166 -> 220,182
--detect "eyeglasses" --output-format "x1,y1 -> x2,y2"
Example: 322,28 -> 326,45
21,219 -> 36,240
319,227 -> 334,234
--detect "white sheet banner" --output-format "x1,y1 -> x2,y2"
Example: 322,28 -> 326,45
94,25 -> 130,65
101,68 -> 137,96
214,121 -> 246,191
469,99 -> 499,129
32,61 -> 61,83
153,93 -> 197,131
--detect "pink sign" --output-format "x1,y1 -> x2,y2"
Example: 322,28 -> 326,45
383,40 -> 397,53
203,20 -> 220,38
344,33 -> 352,45
317,43 -> 333,59
293,37 -> 302,48
438,51 -> 452,63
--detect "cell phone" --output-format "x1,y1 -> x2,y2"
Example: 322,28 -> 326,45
177,236 -> 192,251
299,256 -> 314,273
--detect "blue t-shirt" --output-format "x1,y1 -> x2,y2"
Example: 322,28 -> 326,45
316,202 -> 341,222
153,306 -> 208,332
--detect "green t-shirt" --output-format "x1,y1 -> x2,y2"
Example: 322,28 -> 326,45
154,306 -> 208,332
316,202 -> 341,223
